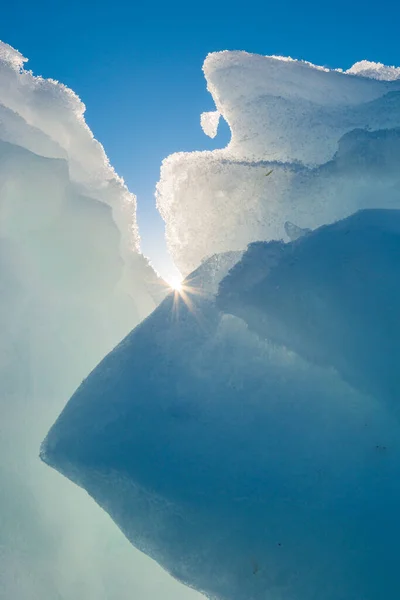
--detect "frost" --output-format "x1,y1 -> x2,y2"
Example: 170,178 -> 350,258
200,110 -> 220,138
347,60 -> 400,81
157,51 -> 400,275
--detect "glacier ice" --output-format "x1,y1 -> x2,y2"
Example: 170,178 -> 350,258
157,51 -> 400,275
41,49 -> 400,600
218,208 -> 400,409
0,41 -> 191,600
42,209 -> 400,600
1,37 -> 400,600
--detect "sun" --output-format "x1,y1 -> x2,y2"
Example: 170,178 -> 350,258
167,274 -> 183,292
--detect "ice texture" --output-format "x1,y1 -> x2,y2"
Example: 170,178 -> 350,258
157,51 -> 400,275
200,110 -> 221,138
218,209 -> 400,409
42,209 -> 400,600
0,41 -> 185,600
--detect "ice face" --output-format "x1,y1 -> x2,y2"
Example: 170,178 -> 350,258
41,209 -> 400,600
218,208 -> 400,409
157,52 -> 400,275
0,41 -> 175,600
0,40 -> 161,393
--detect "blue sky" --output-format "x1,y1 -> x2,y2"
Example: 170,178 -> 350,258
2,0 -> 400,279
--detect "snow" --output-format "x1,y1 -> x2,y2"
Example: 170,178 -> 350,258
157,51 -> 400,275
347,60 -> 400,81
200,110 -> 221,138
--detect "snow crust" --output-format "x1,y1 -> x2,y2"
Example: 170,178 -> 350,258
157,51 -> 400,275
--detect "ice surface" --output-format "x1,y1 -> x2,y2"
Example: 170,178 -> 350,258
0,41 -> 181,600
42,208 -> 400,600
284,221 -> 311,241
218,209 -> 400,409
157,51 -> 400,275
200,110 -> 221,138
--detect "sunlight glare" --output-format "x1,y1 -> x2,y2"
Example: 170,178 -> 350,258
168,274 -> 183,292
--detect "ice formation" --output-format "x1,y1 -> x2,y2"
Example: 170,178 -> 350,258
41,49 -> 400,600
157,51 -> 400,275
2,37 -> 400,600
200,110 -> 221,138
42,209 -> 400,600
0,41 -> 187,600
218,209 -> 400,408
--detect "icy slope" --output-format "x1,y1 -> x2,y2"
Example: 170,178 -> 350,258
42,208 -> 400,600
157,52 -> 400,275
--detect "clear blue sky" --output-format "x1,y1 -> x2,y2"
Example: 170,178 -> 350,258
2,0 -> 400,278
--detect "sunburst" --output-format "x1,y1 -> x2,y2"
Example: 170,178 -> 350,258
163,273 -> 208,322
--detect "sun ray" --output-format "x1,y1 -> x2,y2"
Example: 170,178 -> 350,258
163,272 -> 213,329
168,275 -> 183,291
